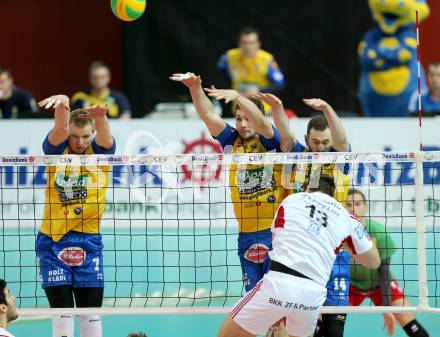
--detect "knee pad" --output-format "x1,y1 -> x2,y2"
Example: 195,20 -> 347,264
322,314 -> 346,337
52,315 -> 74,337
403,319 -> 430,337
79,314 -> 102,337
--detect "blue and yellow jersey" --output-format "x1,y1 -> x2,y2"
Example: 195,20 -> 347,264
217,48 -> 284,92
288,142 -> 351,204
41,135 -> 116,241
214,124 -> 286,233
71,88 -> 131,118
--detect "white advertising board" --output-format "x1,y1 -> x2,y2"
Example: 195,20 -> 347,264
0,118 -> 438,228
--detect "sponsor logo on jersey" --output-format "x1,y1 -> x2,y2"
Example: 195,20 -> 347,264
267,195 -> 276,203
354,223 -> 367,240
58,247 -> 86,266
308,220 -> 322,235
244,243 -> 269,263
54,173 -> 88,203
46,268 -> 67,282
236,167 -> 274,194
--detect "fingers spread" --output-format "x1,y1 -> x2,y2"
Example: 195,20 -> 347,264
169,74 -> 184,81
38,99 -> 48,108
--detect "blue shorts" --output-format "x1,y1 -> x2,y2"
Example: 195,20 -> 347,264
36,231 -> 104,289
324,251 -> 350,306
237,229 -> 272,292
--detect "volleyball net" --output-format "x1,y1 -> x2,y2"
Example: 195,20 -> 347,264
0,151 -> 439,315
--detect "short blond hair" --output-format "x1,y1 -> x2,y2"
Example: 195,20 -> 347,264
69,109 -> 95,130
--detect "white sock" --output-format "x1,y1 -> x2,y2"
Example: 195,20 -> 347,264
79,314 -> 102,337
52,314 -> 74,337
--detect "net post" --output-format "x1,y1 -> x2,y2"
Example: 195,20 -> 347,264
415,152 -> 428,311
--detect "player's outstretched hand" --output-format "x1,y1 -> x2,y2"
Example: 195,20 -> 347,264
80,105 -> 108,120
382,313 -> 396,336
303,98 -> 332,114
169,72 -> 201,89
38,95 -> 70,110
253,92 -> 283,108
204,86 -> 239,104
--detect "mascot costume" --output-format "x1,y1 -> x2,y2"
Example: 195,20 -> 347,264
359,0 -> 430,117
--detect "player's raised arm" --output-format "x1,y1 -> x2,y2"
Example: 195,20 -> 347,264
170,72 -> 225,137
38,95 -> 70,146
79,105 -> 114,149
303,98 -> 349,152
204,87 -> 274,139
254,92 -> 295,152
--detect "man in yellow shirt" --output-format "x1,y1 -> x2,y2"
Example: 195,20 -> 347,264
71,61 -> 131,119
171,73 -> 287,293
218,27 -> 284,114
36,94 -> 115,337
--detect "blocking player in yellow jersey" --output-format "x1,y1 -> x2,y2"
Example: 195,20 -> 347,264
255,93 -> 352,337
170,73 -> 287,293
36,94 -> 115,337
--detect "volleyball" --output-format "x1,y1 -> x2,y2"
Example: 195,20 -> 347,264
110,0 -> 146,21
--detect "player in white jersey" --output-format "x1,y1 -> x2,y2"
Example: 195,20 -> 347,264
0,279 -> 18,337
217,175 -> 380,337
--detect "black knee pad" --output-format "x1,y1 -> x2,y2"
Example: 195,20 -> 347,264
403,319 -> 430,337
322,313 -> 347,337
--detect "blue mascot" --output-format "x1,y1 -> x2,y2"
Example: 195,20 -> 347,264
359,0 -> 430,117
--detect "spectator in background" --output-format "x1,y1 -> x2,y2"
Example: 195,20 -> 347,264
72,61 -> 131,119
408,62 -> 440,115
127,333 -> 147,337
0,66 -> 38,118
217,27 -> 284,105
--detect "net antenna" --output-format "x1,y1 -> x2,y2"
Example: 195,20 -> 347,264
415,10 -> 429,311
416,10 -> 423,151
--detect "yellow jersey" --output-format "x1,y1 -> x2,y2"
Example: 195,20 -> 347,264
218,48 -> 284,92
214,124 -> 286,233
41,135 -> 115,241
71,88 -> 131,118
288,143 -> 350,204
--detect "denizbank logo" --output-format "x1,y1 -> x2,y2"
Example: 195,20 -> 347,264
2,157 -> 28,163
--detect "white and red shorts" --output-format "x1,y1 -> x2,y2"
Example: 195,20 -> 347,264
349,279 -> 406,306
231,271 -> 326,337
